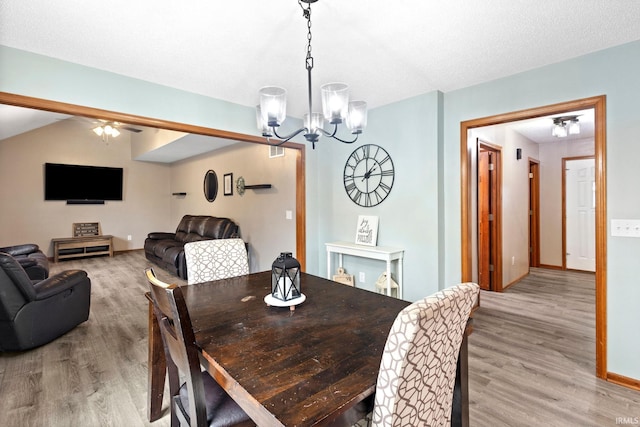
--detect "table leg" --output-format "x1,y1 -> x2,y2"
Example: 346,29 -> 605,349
386,260 -> 392,296
398,257 -> 403,299
147,300 -> 166,422
451,323 -> 470,427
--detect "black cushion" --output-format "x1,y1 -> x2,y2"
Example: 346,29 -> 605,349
0,244 -> 49,281
178,372 -> 251,427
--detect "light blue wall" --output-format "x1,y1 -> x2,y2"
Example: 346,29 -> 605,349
0,46 -> 258,135
1,41 -> 638,380
316,91 -> 444,302
441,40 -> 640,379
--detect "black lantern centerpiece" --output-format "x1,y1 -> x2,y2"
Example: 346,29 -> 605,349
266,252 -> 305,309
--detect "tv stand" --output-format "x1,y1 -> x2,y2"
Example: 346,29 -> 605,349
52,235 -> 113,262
52,223 -> 113,263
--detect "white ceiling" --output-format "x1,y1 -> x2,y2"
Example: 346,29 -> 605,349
1,0 -> 638,158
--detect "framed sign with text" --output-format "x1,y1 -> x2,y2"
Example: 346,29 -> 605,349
355,215 -> 379,246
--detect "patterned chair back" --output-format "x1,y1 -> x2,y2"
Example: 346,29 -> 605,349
184,238 -> 249,285
372,282 -> 479,427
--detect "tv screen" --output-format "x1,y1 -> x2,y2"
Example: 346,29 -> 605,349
44,163 -> 124,201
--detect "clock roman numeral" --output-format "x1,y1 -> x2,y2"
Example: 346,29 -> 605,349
378,154 -> 391,165
351,189 -> 363,204
344,180 -> 356,192
362,145 -> 370,158
374,187 -> 386,202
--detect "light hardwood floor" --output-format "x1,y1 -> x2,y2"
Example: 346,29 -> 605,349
0,252 -> 638,426
468,268 -> 639,426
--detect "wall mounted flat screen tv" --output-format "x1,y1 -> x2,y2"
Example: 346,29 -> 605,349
44,163 -> 124,202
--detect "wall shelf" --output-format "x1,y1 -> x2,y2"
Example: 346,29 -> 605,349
244,184 -> 272,190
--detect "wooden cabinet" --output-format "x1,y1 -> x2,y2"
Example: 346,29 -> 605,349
52,235 -> 113,262
51,222 -> 113,262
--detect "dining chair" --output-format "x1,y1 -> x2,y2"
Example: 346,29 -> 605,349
371,282 -> 480,427
145,268 -> 254,427
184,239 -> 249,285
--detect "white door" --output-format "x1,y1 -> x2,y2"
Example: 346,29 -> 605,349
565,158 -> 595,271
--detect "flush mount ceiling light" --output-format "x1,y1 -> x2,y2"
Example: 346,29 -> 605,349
256,0 -> 367,149
552,115 -> 581,138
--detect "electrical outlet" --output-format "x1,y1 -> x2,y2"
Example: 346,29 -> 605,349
127,235 -> 132,241
285,210 -> 293,220
359,272 -> 365,283
511,256 -> 515,266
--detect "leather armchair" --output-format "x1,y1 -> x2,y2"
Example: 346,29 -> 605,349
0,243 -> 49,281
0,252 -> 91,351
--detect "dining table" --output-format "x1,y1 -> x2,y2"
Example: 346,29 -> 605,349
146,271 -> 470,426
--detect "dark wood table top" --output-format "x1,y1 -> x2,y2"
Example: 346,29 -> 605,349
180,271 -> 410,427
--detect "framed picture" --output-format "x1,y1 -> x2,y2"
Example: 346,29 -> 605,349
224,173 -> 233,196
355,215 -> 379,246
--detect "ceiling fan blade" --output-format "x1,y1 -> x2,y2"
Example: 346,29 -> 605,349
120,126 -> 142,133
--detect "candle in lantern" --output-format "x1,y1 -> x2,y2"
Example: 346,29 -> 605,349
277,276 -> 293,299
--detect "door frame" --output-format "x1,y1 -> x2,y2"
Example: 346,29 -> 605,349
529,159 -> 540,268
460,95 -> 607,378
562,155 -> 596,271
0,91 -> 307,270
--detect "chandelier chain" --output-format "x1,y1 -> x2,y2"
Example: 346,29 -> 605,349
259,1 -> 366,148
300,0 -> 314,71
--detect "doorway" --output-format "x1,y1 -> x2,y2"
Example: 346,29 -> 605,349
563,156 -> 596,272
460,95 -> 607,378
529,160 -> 540,268
0,91 -> 308,269
477,141 -> 502,291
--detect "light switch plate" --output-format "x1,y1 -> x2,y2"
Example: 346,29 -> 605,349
611,219 -> 640,237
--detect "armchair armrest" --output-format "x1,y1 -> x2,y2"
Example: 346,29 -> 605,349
147,232 -> 176,240
17,258 -> 37,269
0,243 -> 40,256
33,270 -> 89,300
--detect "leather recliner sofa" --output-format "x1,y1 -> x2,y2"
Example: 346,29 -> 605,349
144,215 -> 240,280
0,243 -> 49,281
0,252 -> 91,351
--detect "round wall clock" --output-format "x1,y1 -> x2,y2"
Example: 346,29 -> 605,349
343,144 -> 395,207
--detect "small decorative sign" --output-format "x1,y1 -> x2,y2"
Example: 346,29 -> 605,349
355,215 -> 378,246
333,267 -> 355,286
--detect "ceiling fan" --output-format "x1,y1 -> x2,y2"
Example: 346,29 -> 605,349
71,117 -> 142,142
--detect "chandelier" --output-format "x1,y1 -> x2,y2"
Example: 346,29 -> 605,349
256,0 -> 367,149
551,115 -> 580,138
92,122 -> 121,143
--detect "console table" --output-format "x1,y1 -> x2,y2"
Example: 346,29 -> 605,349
52,235 -> 113,262
325,241 -> 404,299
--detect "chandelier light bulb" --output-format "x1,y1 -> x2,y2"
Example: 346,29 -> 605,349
346,101 -> 367,134
259,86 -> 287,127
568,119 -> 580,135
